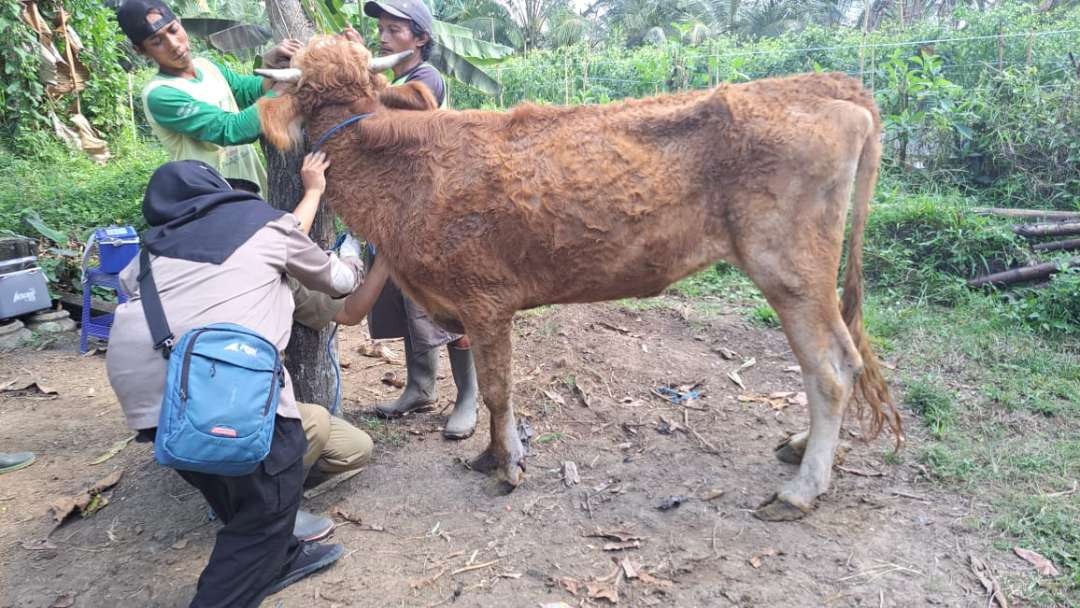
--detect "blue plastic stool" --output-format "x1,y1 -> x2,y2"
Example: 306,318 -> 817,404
80,267 -> 129,354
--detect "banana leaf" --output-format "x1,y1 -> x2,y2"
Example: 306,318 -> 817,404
20,210 -> 67,245
429,19 -> 513,95
208,24 -> 272,54
431,20 -> 513,64
180,17 -> 242,38
305,0 -> 347,33
428,44 -> 500,95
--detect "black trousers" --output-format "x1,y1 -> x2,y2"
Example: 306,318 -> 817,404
176,416 -> 307,608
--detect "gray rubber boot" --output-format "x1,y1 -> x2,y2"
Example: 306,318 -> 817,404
375,336 -> 438,418
0,452 -> 35,475
443,347 -> 478,440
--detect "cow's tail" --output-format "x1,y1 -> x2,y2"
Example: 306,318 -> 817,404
841,121 -> 904,448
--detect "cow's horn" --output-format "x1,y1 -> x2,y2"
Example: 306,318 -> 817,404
368,50 -> 413,73
255,68 -> 302,83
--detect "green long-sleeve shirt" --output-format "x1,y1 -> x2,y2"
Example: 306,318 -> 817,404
144,60 -> 270,147
141,58 -> 269,191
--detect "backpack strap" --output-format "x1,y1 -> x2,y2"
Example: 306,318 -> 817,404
137,248 -> 175,359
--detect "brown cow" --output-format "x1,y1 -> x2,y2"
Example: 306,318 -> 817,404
257,36 -> 903,520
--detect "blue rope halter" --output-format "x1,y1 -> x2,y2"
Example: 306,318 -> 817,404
312,113 -> 372,151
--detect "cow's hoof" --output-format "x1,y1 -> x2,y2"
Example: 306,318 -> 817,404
753,493 -> 812,522
498,456 -> 526,487
774,431 -> 808,465
468,447 -> 526,488
469,447 -> 499,474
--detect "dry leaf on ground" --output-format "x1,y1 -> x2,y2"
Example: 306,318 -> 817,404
1013,547 -> 1059,577
586,581 -> 618,603
749,548 -> 780,569
90,434 -> 136,465
542,390 -> 566,407
1,381 -> 58,395
48,470 -> 123,528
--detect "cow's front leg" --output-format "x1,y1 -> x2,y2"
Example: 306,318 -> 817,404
466,317 -> 526,486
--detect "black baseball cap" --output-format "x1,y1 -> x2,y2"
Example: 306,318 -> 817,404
363,0 -> 433,37
117,0 -> 177,45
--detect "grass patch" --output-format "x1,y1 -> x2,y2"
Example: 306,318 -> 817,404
357,414 -> 408,447
748,304 -> 780,328
0,135 -> 165,242
902,375 -> 955,440
667,262 -> 762,303
868,292 -> 1080,603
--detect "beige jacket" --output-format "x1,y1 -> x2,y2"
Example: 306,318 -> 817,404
106,215 -> 352,430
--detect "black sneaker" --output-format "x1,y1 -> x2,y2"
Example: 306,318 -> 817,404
264,542 -> 344,597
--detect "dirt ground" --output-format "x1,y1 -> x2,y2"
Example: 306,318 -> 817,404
0,299 -> 1020,607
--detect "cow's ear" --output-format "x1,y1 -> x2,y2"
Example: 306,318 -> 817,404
258,94 -> 303,151
379,81 -> 438,111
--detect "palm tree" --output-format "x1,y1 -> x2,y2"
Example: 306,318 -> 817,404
434,0 -> 590,52
432,0 -> 518,46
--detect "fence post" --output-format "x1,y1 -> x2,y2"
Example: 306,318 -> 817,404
859,0 -> 870,80
997,29 -> 1005,70
564,55 -> 570,105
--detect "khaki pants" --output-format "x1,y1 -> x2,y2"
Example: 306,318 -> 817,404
298,403 -> 373,474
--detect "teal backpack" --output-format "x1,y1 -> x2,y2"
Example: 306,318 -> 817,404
137,249 -> 283,476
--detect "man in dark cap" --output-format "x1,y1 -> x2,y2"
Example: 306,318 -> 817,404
361,0 -> 445,106
341,1 -> 479,441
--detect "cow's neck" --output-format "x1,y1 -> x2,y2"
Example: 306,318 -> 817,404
310,104 -> 410,263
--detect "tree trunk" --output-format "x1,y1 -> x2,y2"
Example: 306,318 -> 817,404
263,0 -> 339,408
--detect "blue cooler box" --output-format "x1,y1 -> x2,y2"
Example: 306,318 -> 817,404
95,226 -> 140,273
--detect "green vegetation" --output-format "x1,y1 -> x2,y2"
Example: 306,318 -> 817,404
0,136 -> 165,241
1,0 -> 1077,601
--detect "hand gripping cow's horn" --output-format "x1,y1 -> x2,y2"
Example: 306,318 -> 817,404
254,68 -> 302,83
368,49 -> 413,73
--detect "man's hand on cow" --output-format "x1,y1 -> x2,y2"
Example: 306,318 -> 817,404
262,38 -> 303,69
301,151 -> 331,195
339,26 -> 364,45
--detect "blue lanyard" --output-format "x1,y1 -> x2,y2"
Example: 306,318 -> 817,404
312,113 -> 372,151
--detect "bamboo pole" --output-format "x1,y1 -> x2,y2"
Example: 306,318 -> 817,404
1032,238 -> 1080,253
973,208 -> 1080,221
968,257 -> 1080,288
1014,222 -> 1080,238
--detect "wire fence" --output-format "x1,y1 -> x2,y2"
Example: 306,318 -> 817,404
451,27 -> 1078,109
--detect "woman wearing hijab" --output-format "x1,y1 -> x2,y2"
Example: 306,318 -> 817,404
106,159 -> 362,607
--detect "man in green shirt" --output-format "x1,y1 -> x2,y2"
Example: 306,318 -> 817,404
118,0 -> 299,193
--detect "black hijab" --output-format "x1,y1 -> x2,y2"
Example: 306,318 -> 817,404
141,161 -> 284,264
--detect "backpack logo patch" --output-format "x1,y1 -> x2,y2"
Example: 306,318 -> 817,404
224,342 -> 258,357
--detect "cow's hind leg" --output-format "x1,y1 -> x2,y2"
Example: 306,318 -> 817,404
753,294 -> 863,521
465,317 -> 527,487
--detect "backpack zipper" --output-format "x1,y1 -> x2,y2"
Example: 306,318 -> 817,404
179,328 -> 211,402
